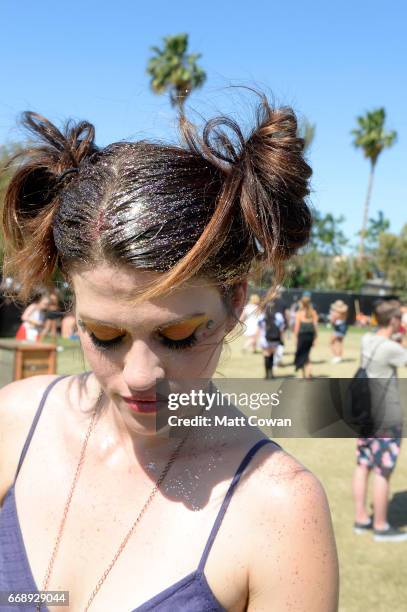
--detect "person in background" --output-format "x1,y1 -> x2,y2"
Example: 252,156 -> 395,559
61,310 -> 80,340
329,300 -> 349,364
397,303 -> 407,345
257,300 -> 285,379
294,293 -> 318,379
16,290 -> 50,342
355,312 -> 370,327
286,298 -> 300,340
352,300 -> 407,542
40,290 -> 60,339
272,302 -> 286,368
240,293 -> 261,353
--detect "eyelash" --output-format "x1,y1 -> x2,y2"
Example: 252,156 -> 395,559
88,331 -> 199,352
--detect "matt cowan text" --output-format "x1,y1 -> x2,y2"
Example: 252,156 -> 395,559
168,415 -> 292,427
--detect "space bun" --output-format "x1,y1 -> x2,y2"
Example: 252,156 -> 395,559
2,112 -> 97,300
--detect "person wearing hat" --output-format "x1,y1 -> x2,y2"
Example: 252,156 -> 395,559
329,300 -> 349,364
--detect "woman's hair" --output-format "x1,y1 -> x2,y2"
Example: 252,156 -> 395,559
300,295 -> 313,318
30,288 -> 50,304
375,299 -> 401,327
2,94 -> 312,310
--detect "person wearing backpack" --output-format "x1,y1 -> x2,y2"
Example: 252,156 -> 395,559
257,300 -> 285,379
352,300 -> 407,542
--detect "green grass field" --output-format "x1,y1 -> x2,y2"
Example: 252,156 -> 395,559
5,326 -> 407,610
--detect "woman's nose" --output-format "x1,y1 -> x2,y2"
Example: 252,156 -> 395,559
121,338 -> 164,390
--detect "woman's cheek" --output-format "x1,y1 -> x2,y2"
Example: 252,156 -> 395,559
171,337 -> 223,378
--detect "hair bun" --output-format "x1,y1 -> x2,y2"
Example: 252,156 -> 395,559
1,112 -> 98,300
178,95 -> 312,292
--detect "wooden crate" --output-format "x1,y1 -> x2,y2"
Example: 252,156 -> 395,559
0,340 -> 57,387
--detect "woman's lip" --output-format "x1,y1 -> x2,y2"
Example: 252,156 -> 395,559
121,397 -> 168,414
122,397 -> 156,401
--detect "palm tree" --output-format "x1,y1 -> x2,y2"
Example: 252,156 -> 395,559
146,34 -> 206,113
351,108 -> 397,257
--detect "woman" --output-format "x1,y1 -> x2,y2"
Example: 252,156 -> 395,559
257,300 -> 285,379
0,100 -> 338,611
294,294 -> 318,378
240,294 -> 261,353
16,291 -> 50,342
40,290 -> 61,340
329,300 -> 348,364
61,310 -> 80,340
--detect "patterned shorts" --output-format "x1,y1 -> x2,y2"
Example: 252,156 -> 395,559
356,427 -> 402,477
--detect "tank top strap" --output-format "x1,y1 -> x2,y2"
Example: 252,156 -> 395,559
197,438 -> 281,573
13,374 -> 69,483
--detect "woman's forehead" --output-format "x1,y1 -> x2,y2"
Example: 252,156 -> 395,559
71,264 -> 216,295
70,264 -> 222,323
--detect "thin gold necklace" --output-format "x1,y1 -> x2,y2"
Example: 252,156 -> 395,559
36,407 -> 189,612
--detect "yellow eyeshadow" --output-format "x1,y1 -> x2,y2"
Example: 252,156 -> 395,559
160,315 -> 210,341
81,314 -> 210,342
84,324 -> 126,341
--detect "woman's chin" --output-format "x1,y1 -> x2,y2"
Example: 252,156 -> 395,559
121,408 -> 171,438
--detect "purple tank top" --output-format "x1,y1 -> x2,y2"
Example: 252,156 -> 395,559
0,375 -> 280,611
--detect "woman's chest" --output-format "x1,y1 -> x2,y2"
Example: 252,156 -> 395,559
14,463 -> 248,612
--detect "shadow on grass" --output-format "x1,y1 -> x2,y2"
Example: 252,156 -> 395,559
388,491 -> 407,528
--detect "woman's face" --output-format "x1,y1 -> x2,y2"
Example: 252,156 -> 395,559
71,263 -> 247,435
38,296 -> 50,310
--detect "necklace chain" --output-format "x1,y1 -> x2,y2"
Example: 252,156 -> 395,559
36,409 -> 189,612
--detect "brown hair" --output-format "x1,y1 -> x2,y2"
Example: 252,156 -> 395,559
2,95 -> 312,310
300,295 -> 314,318
375,300 -> 401,327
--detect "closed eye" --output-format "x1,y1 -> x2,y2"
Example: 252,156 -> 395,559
158,332 -> 198,350
87,330 -> 198,352
88,332 -> 126,351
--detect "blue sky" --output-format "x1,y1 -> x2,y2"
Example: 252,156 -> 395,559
1,0 -> 405,248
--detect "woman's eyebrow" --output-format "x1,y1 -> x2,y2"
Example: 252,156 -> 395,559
78,312 -> 207,329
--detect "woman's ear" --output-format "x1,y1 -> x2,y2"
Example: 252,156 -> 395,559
226,280 -> 248,332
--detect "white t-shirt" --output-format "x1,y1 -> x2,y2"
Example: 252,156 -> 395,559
242,303 -> 261,336
361,332 -> 407,430
361,333 -> 407,378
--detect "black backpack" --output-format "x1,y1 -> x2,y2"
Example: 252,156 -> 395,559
347,339 -> 390,436
265,307 -> 282,343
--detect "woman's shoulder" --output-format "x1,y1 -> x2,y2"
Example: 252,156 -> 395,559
243,444 -> 338,609
234,440 -> 326,520
0,374 -> 61,428
247,442 -> 324,506
0,374 -> 75,501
